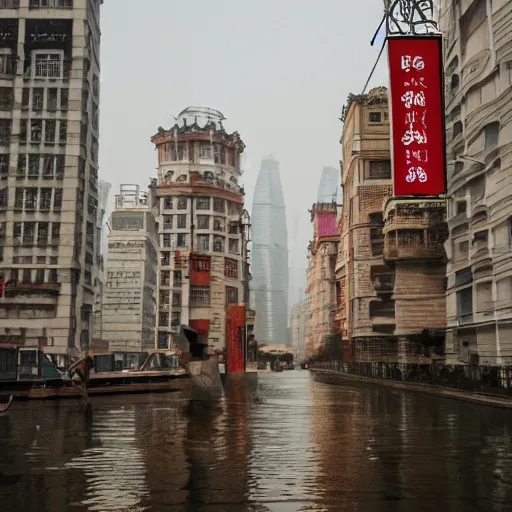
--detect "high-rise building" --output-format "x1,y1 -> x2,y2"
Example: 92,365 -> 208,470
251,156 -> 288,345
102,184 -> 158,352
150,107 -> 250,353
317,166 -> 339,204
0,0 -> 103,365
440,0 -> 512,364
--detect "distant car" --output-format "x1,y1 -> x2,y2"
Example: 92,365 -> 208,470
300,362 -> 310,370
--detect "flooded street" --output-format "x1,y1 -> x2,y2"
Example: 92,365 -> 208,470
1,371 -> 512,511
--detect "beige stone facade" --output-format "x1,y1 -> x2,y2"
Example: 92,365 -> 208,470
290,297 -> 310,362
151,107 -> 250,353
305,202 -> 339,358
0,0 -> 103,365
337,87 -> 447,363
101,185 -> 158,352
441,0 -> 512,364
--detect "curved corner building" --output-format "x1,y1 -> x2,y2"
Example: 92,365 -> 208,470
251,156 -> 288,345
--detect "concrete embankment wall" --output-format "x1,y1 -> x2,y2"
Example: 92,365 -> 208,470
311,369 -> 512,410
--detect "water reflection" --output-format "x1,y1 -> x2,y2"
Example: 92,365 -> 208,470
1,374 -> 512,511
65,407 -> 149,511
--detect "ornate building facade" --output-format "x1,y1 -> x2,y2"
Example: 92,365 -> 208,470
337,87 -> 447,363
440,0 -> 512,365
151,107 -> 251,353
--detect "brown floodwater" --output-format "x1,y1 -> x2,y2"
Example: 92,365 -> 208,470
1,371 -> 512,511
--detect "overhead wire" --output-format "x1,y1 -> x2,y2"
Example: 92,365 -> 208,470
361,10 -> 389,95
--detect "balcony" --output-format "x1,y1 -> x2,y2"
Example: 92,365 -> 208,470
384,239 -> 445,261
4,282 -> 60,296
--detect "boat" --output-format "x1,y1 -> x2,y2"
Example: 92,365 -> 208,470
0,346 -> 190,400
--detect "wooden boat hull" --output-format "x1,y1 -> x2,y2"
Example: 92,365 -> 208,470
0,373 -> 191,400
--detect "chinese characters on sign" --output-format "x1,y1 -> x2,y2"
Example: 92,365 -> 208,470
388,36 -> 446,196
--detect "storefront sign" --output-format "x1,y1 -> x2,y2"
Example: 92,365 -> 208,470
388,36 -> 446,196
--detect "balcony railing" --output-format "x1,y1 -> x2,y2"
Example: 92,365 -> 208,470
384,240 -> 445,261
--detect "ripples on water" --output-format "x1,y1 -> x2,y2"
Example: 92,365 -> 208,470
1,372 -> 512,511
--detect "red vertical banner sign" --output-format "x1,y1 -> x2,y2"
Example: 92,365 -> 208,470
226,303 -> 245,373
387,36 -> 446,197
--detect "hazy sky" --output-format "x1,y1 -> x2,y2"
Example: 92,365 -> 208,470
99,0 -> 389,305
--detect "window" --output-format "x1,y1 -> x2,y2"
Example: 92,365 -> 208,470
171,142 -> 187,162
226,286 -> 239,305
213,217 -> 225,232
159,291 -> 169,306
40,189 -> 52,210
225,258 -> 238,278
22,87 -> 29,108
213,198 -> 225,213
28,155 -> 40,179
196,215 -> 209,229
172,291 -> 181,307
47,88 -> 58,110
59,121 -> 67,142
32,88 -> 44,110
456,286 -> 473,322
162,233 -> 172,248
192,257 -> 210,272
228,201 -> 240,215
367,160 -> 391,179
171,312 -> 181,327
35,268 -> 45,283
23,269 -> 32,283
159,312 -> 169,327
177,196 -> 187,210
30,120 -> 42,142
190,286 -> 210,306
177,214 -> 187,229
60,89 -> 69,110
228,221 -> 239,234
456,201 -> 467,215
197,234 -> 210,251
30,0 -> 73,7
164,197 -> 173,210
454,161 -> 464,175
213,235 -> 225,252
0,53 -> 14,76
228,239 -> 239,254
37,222 -> 49,244
173,271 -> 182,287
37,256 -> 46,264
199,142 -> 212,159
161,252 -> 170,266
0,188 -> 7,207
34,53 -> 62,79
45,120 -> 56,143
0,120 -> 11,143
196,197 -> 210,210
158,333 -> 168,349
163,215 -> 172,230
161,270 -> 170,286
176,233 -> 187,247
0,87 -> 13,110
48,268 -> 57,283
369,111 -> 382,123
484,122 -> 499,149
453,121 -> 463,138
